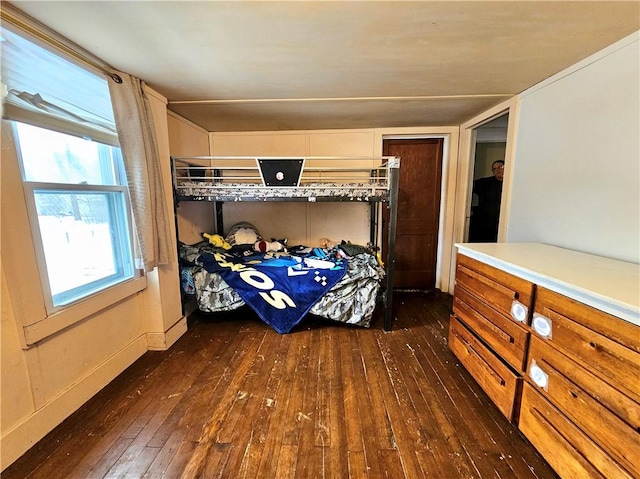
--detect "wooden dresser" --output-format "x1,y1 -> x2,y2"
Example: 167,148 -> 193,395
449,243 -> 639,479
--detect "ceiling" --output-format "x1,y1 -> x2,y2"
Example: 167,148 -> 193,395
7,1 -> 640,132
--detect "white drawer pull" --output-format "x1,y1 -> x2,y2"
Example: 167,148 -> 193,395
529,360 -> 549,390
532,313 -> 553,339
510,300 -> 528,323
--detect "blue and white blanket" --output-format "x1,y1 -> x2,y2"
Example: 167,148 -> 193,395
198,251 -> 347,333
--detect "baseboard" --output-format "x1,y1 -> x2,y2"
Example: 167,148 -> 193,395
146,316 -> 188,351
0,334 -> 148,472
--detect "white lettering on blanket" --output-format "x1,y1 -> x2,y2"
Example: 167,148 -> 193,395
215,253 -> 297,310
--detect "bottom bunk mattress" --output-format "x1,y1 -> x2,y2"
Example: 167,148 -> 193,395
180,241 -> 384,332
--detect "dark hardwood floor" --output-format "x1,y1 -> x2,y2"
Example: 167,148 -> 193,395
3,292 -> 558,479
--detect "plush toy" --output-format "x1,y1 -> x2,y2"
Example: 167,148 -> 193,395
226,222 -> 261,247
319,237 -> 337,249
202,233 -> 231,250
254,239 -> 287,253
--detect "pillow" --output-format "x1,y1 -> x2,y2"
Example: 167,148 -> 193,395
226,222 -> 262,249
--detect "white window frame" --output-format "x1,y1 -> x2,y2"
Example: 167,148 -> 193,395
22,181 -> 136,314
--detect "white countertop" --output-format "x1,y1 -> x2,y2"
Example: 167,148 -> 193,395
455,243 -> 640,327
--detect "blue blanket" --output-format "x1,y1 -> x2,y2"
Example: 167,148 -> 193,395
198,252 -> 347,333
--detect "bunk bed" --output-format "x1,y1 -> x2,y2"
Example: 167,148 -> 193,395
171,156 -> 400,332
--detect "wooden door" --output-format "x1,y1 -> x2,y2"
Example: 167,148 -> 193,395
383,138 -> 443,290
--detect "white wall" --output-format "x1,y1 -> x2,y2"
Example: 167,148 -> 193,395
507,32 -> 639,263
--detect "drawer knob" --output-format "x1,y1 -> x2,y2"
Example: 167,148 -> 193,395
532,313 -> 553,339
510,300 -> 528,323
529,360 -> 549,390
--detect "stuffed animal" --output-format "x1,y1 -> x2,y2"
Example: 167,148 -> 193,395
319,237 -> 337,249
226,222 -> 261,248
253,239 -> 287,253
202,233 -> 231,250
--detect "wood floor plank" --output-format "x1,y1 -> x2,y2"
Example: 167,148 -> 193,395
214,331 -> 278,444
244,334 -> 294,476
338,327 -> 364,453
222,333 -> 292,477
274,444 -> 298,479
83,437 -> 134,479
354,330 -> 395,449
142,430 -> 186,478
2,293 -> 560,479
313,329 -> 333,448
179,329 -> 270,479
61,333 -> 214,479
115,446 -> 160,478
327,327 -> 348,479
347,450 -> 369,479
280,330 -> 312,447
348,331 -> 386,478
177,329 -> 263,443
141,326 -> 257,477
293,328 -> 324,479
13,352 -> 165,479
358,330 -> 425,478
102,392 -> 184,478
408,308 -> 509,478
103,336 -> 220,479
201,442 -> 234,479
382,326 -> 477,478
256,331 -> 310,478
159,439 -> 197,478
377,448 -> 408,478
144,332 -> 234,449
410,296 -> 545,479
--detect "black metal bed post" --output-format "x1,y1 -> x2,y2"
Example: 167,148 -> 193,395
384,157 -> 400,331
214,168 -> 224,235
369,168 -> 378,247
215,202 -> 224,235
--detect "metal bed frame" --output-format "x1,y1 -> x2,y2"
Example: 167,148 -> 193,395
171,156 -> 400,331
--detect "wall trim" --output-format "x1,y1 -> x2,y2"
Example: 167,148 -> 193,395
0,334 -> 148,471
146,315 -> 188,351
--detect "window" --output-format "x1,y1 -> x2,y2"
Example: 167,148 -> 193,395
14,123 -> 135,309
2,25 -> 138,314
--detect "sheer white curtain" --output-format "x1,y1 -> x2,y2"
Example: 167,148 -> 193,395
108,72 -> 172,271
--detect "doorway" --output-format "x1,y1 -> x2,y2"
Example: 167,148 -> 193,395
383,138 -> 444,291
465,114 -> 508,243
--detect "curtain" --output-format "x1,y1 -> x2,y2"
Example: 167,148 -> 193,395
108,72 -> 172,272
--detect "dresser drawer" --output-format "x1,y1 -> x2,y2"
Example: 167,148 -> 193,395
527,336 -> 640,476
453,285 -> 529,371
449,316 -> 521,421
519,383 -> 635,479
456,254 -> 534,323
532,287 -> 640,401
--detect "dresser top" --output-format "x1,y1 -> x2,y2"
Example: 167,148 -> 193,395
455,243 -> 640,326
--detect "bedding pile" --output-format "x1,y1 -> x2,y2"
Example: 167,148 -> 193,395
180,240 -> 384,332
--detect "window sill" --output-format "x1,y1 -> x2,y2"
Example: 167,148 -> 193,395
22,276 -> 147,347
